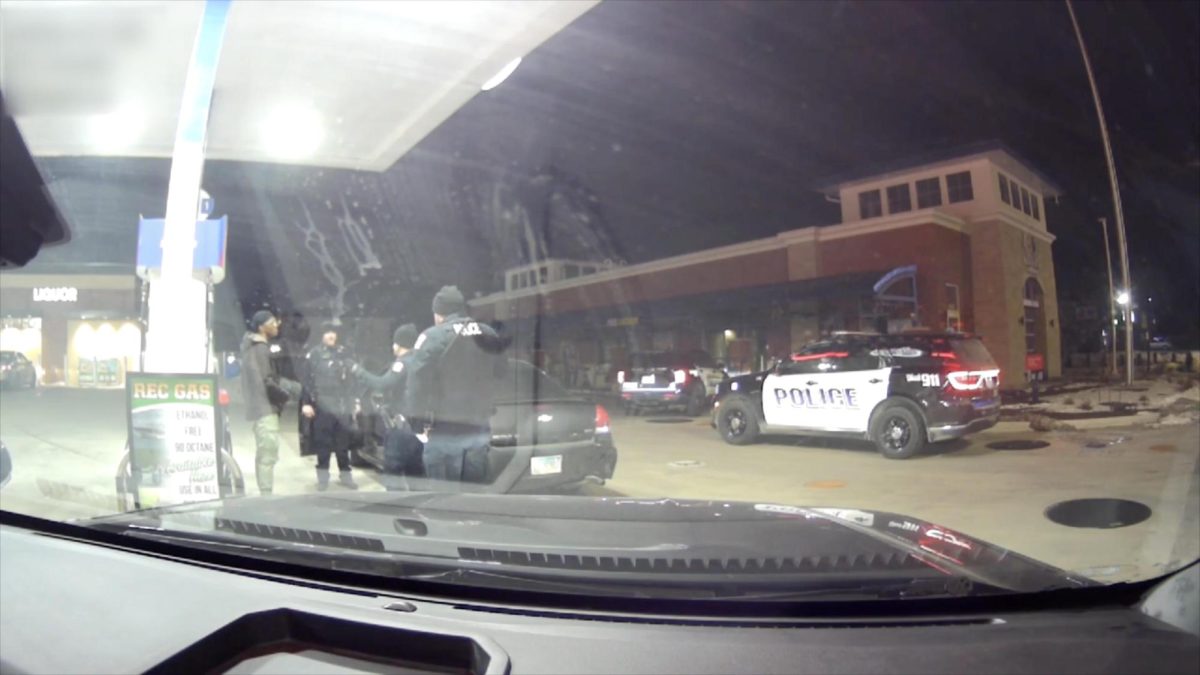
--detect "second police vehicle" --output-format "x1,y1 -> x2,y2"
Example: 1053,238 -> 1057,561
713,332 -> 1001,459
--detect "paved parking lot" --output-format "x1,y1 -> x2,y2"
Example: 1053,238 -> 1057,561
1,387 -> 1196,582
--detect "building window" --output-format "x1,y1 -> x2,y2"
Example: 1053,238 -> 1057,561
1019,187 -> 1031,215
945,283 -> 960,311
538,266 -> 548,284
998,174 -> 1011,205
1031,194 -> 1040,221
858,189 -> 882,218
886,184 -> 911,214
915,177 -> 942,208
1024,278 -> 1045,355
509,273 -> 518,290
946,171 -> 973,203
564,264 -> 580,279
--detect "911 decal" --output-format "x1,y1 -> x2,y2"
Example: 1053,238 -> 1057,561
906,373 -> 941,387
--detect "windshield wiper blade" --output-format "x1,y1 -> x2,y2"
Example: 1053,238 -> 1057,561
93,520 -> 1013,601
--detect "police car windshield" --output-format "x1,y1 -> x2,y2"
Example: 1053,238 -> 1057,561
0,0 -> 1197,600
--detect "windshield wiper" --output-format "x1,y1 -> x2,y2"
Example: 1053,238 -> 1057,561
92,518 -> 1020,601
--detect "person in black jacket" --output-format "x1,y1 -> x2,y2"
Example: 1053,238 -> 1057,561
404,286 -> 507,482
357,323 -> 423,485
301,321 -> 359,491
239,310 -> 301,495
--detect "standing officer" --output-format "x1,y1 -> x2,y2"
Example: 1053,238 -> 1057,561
357,323 -> 423,483
301,321 -> 359,491
404,286 -> 507,482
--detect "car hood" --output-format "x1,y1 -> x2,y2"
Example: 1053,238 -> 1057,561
88,493 -> 1089,596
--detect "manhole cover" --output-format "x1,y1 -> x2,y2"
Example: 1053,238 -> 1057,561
986,440 -> 1050,451
1045,498 -> 1152,529
803,479 -> 847,489
647,418 -> 692,424
667,460 -> 704,468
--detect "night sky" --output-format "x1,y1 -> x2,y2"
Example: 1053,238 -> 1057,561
418,0 -> 1199,339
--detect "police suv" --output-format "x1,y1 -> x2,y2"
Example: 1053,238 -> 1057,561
712,333 -> 1001,459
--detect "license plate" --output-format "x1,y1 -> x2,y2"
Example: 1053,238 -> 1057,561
640,374 -> 656,384
530,455 -> 563,476
973,399 -> 998,410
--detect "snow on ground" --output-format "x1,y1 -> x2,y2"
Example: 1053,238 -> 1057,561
1005,372 -> 1200,431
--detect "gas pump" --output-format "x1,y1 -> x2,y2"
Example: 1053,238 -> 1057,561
116,192 -> 243,511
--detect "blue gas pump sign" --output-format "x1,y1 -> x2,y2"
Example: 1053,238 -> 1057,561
136,215 -> 228,284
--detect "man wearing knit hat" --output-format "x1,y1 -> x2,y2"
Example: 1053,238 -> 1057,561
239,310 -> 302,495
403,285 -> 507,482
357,323 -> 423,482
300,320 -> 359,491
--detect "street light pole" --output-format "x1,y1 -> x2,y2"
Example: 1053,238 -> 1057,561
1067,0 -> 1135,386
1099,217 -> 1117,376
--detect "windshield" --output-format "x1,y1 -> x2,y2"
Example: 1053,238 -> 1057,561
0,0 -> 1197,602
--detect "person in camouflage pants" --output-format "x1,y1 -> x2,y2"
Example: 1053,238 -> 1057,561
240,311 -> 301,495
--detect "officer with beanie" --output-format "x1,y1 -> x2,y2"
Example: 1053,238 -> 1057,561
239,310 -> 302,495
357,323 -> 423,484
301,321 -> 359,490
404,286 -> 507,482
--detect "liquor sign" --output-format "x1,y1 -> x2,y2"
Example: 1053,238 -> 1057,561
32,287 -> 78,302
126,373 -> 222,508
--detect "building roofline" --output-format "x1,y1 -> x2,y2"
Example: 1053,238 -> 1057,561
814,140 -> 1065,198
471,209 -> 976,309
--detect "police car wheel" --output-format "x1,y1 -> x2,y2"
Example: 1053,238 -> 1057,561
717,397 -> 759,446
870,402 -> 925,460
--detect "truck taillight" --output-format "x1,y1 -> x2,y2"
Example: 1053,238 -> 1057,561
595,405 -> 611,433
673,369 -> 687,384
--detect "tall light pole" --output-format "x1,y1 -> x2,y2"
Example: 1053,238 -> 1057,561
1099,217 -> 1117,376
1067,0 -> 1135,385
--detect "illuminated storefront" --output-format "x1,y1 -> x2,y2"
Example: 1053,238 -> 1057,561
0,272 -> 141,387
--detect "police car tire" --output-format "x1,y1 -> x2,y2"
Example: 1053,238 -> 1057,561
717,396 -> 759,446
870,401 -> 926,460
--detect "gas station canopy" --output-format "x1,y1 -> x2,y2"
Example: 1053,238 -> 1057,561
0,0 -> 596,171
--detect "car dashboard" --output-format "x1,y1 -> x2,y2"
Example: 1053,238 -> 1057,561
1,513 -> 1196,674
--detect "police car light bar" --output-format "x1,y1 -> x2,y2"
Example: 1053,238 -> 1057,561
790,351 -> 849,362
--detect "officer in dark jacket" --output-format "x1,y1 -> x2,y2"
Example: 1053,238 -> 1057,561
301,321 -> 359,490
357,323 -> 423,484
404,286 -> 507,482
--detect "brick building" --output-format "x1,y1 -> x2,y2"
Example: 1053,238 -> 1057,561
470,143 -> 1063,391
